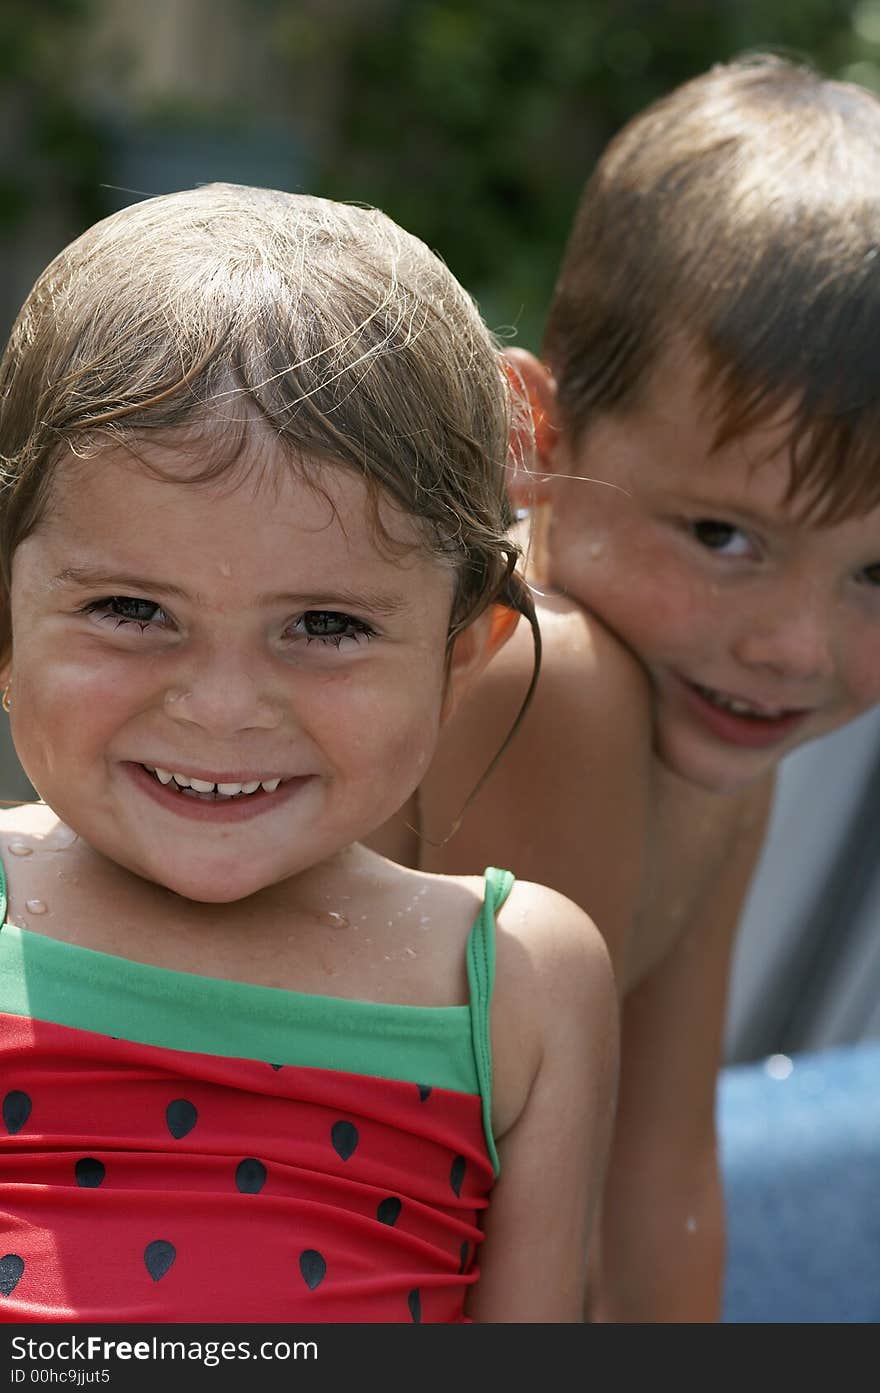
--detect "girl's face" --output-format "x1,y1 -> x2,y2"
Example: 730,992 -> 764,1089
545,347 -> 880,793
4,428 -> 464,902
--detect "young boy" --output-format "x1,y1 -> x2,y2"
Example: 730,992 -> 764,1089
369,52 -> 880,1321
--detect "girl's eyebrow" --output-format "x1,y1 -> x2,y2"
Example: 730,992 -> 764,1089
52,566 -> 190,599
52,566 -> 410,614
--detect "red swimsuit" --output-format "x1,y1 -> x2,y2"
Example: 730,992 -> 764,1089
0,867 -> 511,1323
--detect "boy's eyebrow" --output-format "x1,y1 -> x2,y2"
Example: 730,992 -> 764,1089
662,489 -> 787,528
51,566 -> 411,613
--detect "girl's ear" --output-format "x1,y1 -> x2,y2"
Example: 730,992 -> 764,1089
440,602 -> 520,726
504,347 -> 560,510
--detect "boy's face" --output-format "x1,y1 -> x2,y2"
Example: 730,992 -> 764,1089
3,428 -> 464,903
545,346 -> 880,793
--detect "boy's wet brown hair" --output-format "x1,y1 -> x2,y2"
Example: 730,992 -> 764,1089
543,52 -> 880,523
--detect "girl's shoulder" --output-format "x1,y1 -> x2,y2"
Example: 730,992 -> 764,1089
0,800 -> 67,844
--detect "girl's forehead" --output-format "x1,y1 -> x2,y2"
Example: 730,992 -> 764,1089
42,428 -> 439,563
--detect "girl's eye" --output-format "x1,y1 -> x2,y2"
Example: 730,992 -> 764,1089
690,519 -> 752,556
290,610 -> 375,647
86,596 -> 168,629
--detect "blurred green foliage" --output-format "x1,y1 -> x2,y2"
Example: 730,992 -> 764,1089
0,0 -> 111,236
5,0 -> 880,348
267,0 -> 880,345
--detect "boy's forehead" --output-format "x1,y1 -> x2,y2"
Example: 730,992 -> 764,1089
578,339 -> 835,522
619,340 -> 786,464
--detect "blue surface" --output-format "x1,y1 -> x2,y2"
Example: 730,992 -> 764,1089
719,1041 -> 880,1322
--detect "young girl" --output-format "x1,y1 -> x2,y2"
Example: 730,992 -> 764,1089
0,184 -> 616,1323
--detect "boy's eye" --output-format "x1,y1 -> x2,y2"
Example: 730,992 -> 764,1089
87,596 -> 167,628
690,519 -> 751,556
291,610 -> 375,646
858,563 -> 880,587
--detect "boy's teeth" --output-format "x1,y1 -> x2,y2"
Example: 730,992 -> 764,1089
698,685 -> 784,718
145,768 -> 282,797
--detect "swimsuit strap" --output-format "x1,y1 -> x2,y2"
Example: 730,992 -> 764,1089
466,866 -> 514,1175
0,853 -> 6,928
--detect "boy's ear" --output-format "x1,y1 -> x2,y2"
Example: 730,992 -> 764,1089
440,602 -> 520,726
504,347 -> 560,510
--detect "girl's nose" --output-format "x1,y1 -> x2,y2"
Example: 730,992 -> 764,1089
162,656 -> 282,735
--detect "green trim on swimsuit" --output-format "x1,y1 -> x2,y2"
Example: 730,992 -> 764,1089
0,860 -> 509,1139
0,922 -> 481,1094
467,867 -> 514,1175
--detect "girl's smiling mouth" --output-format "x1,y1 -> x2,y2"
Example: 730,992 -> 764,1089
126,762 -> 311,820
144,765 -> 282,798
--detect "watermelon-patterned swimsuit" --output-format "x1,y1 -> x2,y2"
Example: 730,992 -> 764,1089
0,862 -> 513,1323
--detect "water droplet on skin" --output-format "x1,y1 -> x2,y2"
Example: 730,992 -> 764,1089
589,541 -> 604,559
685,1216 -> 698,1234
25,899 -> 48,915
8,842 -> 32,857
318,911 -> 349,929
49,825 -> 78,850
405,947 -> 417,958
218,561 -> 232,578
420,916 -> 431,926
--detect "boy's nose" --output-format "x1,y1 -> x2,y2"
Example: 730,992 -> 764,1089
732,609 -> 835,683
162,656 -> 282,735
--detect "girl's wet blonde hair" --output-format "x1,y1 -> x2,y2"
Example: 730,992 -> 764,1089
0,183 -> 539,818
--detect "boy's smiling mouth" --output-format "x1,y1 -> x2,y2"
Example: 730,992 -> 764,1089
673,675 -> 812,751
690,682 -> 801,722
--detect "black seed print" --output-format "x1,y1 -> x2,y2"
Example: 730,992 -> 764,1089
459,1241 -> 469,1274
417,1084 -> 431,1102
407,1288 -> 422,1323
236,1158 -> 267,1194
144,1240 -> 176,1282
450,1155 -> 466,1197
299,1249 -> 326,1290
331,1120 -> 358,1161
377,1197 -> 402,1226
0,1254 -> 24,1297
75,1157 -> 105,1188
165,1099 -> 198,1139
3,1090 -> 31,1134
269,1064 -> 283,1071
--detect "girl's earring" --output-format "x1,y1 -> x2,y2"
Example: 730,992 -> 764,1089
1,686 -> 11,714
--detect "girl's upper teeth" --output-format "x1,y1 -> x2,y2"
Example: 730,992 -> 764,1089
150,768 -> 281,795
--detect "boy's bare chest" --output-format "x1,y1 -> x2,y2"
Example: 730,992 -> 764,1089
624,770 -> 773,989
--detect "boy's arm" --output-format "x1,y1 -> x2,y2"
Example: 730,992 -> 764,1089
592,776 -> 774,1322
465,882 -> 618,1322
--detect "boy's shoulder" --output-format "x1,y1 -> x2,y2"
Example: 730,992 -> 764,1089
414,589 -> 653,969
491,585 -> 652,726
